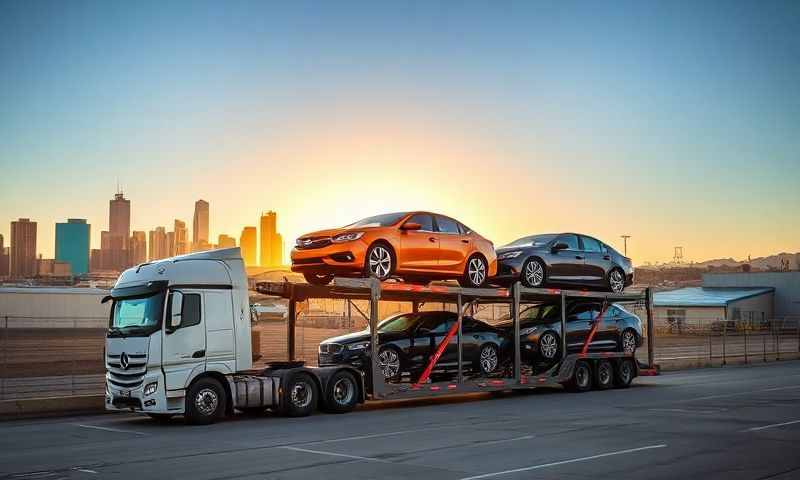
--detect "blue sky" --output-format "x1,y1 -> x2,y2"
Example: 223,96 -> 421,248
1,1 -> 798,263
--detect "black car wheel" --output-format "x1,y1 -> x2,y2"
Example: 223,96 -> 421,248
614,358 -> 635,388
304,272 -> 334,286
324,370 -> 359,413
566,360 -> 592,392
283,372 -> 317,417
458,255 -> 488,288
377,346 -> 402,382
595,360 -> 614,390
521,258 -> 546,288
365,243 -> 394,281
478,344 -> 499,375
538,331 -> 560,361
185,377 -> 227,425
608,269 -> 625,293
619,328 -> 638,354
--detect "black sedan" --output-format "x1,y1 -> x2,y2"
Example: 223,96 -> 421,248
493,233 -> 633,293
318,311 -> 506,382
498,301 -> 643,363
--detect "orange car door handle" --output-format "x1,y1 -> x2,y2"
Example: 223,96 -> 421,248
461,239 -> 469,244
428,237 -> 437,243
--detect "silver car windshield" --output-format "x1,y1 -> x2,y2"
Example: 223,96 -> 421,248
505,234 -> 556,248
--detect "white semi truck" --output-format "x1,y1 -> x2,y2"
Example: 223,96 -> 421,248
105,248 -> 655,425
104,248 -> 365,424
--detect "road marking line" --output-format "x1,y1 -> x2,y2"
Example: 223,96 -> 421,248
309,425 -> 462,444
74,424 -> 146,436
458,444 -> 668,480
743,419 -> 800,432
474,435 -> 535,446
648,408 -> 726,414
678,385 -> 800,403
280,446 -> 392,463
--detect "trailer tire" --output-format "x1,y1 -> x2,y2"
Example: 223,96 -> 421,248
614,358 -> 635,388
283,372 -> 317,417
565,360 -> 592,393
595,360 -> 614,390
323,370 -> 359,414
185,377 -> 227,425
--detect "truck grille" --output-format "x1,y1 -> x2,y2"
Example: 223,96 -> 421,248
106,353 -> 148,388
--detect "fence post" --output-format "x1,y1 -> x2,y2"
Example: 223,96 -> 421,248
1,316 -> 6,400
722,319 -> 727,366
708,326 -> 712,365
763,330 -> 767,362
744,325 -> 748,364
776,320 -> 780,361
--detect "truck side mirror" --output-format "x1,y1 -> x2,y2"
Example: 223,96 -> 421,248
169,291 -> 183,329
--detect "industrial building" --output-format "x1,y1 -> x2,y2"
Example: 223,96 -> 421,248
653,287 -> 775,330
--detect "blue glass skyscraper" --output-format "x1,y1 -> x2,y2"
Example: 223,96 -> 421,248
55,219 -> 91,275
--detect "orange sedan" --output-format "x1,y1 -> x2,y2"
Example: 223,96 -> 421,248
291,212 -> 497,287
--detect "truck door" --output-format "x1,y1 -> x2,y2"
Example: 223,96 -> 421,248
162,290 -> 206,391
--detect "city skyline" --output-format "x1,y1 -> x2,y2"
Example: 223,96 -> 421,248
1,2 -> 799,264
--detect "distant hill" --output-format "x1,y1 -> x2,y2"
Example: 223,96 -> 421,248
638,252 -> 800,270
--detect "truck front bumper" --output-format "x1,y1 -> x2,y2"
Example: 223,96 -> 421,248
105,371 -> 179,413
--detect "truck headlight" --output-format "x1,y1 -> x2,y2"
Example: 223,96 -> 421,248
347,342 -> 370,351
332,232 -> 364,243
144,382 -> 158,396
498,251 -> 523,260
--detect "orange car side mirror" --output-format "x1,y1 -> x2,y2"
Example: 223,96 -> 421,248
401,222 -> 422,231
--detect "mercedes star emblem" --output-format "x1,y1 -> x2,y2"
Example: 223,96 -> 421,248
120,352 -> 129,370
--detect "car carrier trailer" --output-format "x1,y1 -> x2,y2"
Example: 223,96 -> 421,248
104,248 -> 656,425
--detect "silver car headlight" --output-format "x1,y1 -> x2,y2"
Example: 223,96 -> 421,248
498,251 -> 523,260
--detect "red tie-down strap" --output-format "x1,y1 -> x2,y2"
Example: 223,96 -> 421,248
580,300 -> 609,355
414,317 -> 462,386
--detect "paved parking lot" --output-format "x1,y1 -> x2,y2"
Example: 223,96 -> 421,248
1,361 -> 799,479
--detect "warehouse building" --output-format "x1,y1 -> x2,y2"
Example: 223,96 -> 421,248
653,287 -> 774,331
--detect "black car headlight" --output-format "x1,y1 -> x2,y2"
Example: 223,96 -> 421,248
498,251 -> 523,260
347,342 -> 370,351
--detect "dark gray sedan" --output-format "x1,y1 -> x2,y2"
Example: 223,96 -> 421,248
493,233 -> 633,293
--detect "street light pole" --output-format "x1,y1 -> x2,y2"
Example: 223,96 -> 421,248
621,235 -> 631,256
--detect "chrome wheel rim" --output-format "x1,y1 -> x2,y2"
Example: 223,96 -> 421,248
194,388 -> 219,416
468,257 -> 486,286
622,331 -> 637,353
539,333 -> 558,359
290,381 -> 312,408
610,270 -> 624,293
480,345 -> 498,373
576,364 -> 589,388
620,362 -> 632,382
369,246 -> 392,279
332,377 -> 355,405
599,363 -> 612,385
378,349 -> 400,379
525,260 -> 544,286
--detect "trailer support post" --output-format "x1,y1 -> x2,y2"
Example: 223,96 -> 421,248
369,278 -> 383,398
560,291 -> 567,363
645,288 -> 655,369
513,283 -> 521,382
457,294 -> 464,383
287,286 -> 296,362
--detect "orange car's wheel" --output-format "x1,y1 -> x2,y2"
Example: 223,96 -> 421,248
458,255 -> 488,288
365,243 -> 395,281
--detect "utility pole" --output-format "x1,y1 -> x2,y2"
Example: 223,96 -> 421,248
620,235 -> 631,256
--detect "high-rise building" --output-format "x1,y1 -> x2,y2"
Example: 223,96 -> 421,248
109,192 -> 131,249
129,231 -> 147,265
193,200 -> 209,249
10,218 -> 37,278
55,218 -> 90,275
240,226 -> 257,266
149,227 -> 168,261
272,232 -> 283,266
174,219 -> 189,255
0,233 -> 8,278
260,211 -> 283,267
217,234 -> 236,249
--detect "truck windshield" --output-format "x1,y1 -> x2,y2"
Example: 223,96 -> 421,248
109,292 -> 165,337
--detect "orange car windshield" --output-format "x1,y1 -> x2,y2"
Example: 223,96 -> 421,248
346,212 -> 408,229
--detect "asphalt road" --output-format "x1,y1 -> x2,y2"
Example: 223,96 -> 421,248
2,362 -> 800,480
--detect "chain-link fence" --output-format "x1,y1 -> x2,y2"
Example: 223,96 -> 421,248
3,309 -> 800,401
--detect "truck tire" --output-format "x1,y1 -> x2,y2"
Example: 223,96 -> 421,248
565,360 -> 592,393
595,359 -> 614,390
614,358 -> 635,388
323,370 -> 359,414
283,372 -> 317,417
185,377 -> 227,425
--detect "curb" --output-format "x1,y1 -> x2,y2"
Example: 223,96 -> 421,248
0,395 -> 105,420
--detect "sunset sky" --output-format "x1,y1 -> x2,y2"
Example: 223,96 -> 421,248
1,1 -> 798,265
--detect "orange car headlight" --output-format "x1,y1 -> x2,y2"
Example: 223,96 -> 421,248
332,232 -> 365,243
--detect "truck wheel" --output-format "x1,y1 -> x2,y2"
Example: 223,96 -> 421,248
614,359 -> 635,388
283,372 -> 316,417
595,360 -> 614,390
185,377 -> 227,425
324,370 -> 359,414
565,360 -> 592,393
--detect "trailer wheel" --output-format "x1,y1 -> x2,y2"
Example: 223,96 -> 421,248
283,372 -> 317,417
595,360 -> 614,390
185,377 -> 227,425
614,358 -> 635,388
324,370 -> 359,413
565,360 -> 592,393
